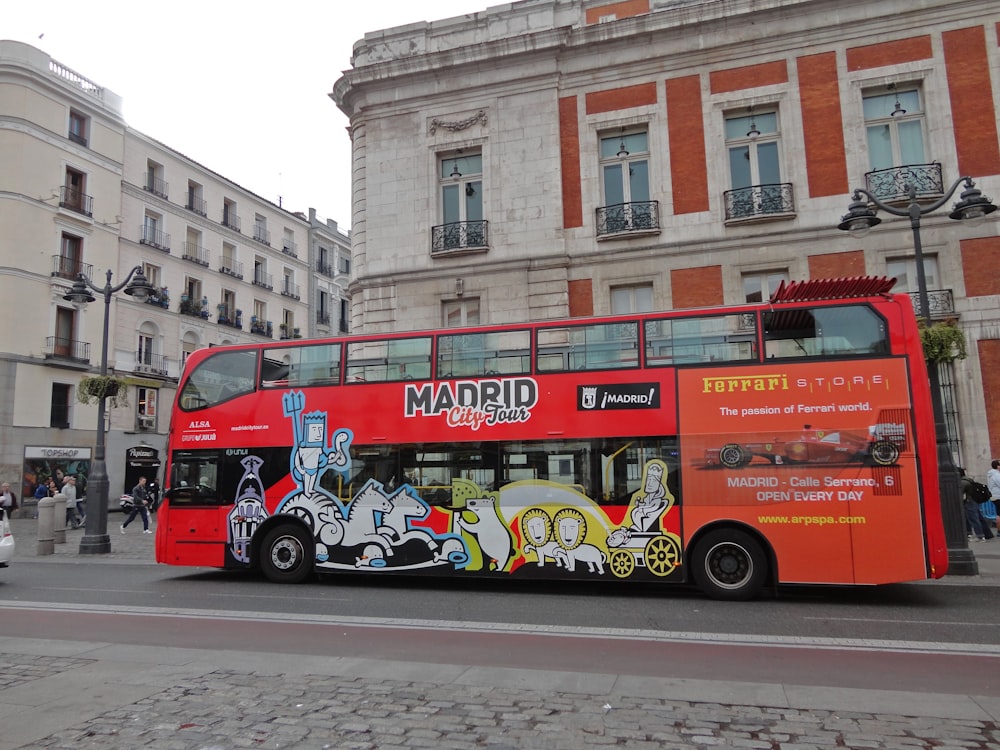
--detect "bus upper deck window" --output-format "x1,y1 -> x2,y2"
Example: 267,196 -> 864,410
179,350 -> 258,410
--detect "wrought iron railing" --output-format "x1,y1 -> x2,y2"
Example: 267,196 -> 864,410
51,255 -> 93,280
865,163 -> 943,202
253,226 -> 271,246
144,175 -> 168,199
179,298 -> 209,319
140,226 -> 171,252
431,220 -> 489,252
281,282 -> 301,300
219,259 -> 244,279
282,240 -> 297,257
222,211 -> 241,232
145,287 -> 170,309
596,201 -> 660,236
907,289 -> 954,319
316,311 -> 331,326
252,272 -> 273,290
59,186 -> 93,217
44,336 -> 89,363
723,184 -> 794,221
186,196 -> 207,216
182,243 -> 210,266
250,320 -> 273,337
134,353 -> 169,376
316,260 -> 334,277
216,306 -> 243,329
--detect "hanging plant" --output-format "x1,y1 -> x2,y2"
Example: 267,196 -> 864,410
76,375 -> 129,408
919,318 -> 967,364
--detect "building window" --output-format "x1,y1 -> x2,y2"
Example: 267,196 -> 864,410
142,263 -> 161,288
443,298 -> 481,328
137,387 -> 157,431
145,159 -> 167,198
886,256 -> 939,294
723,109 -> 793,221
599,129 -> 652,233
138,334 -> 155,366
61,167 -> 91,216
743,271 -> 788,303
339,254 -> 351,275
864,86 -> 925,171
611,284 -> 654,314
141,211 -> 169,250
340,298 -> 349,333
68,110 -> 88,147
434,151 -> 486,250
56,233 -> 83,279
186,180 -> 206,215
53,307 -> 78,359
223,198 -> 240,232
253,214 -> 269,245
181,333 -> 198,366
51,383 -> 71,428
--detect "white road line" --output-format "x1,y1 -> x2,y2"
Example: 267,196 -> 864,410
2,600 -> 1000,657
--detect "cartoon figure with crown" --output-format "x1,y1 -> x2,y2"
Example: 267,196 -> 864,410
282,390 -> 352,499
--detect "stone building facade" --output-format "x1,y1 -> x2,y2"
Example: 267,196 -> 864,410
333,0 -> 1000,466
0,40 -> 350,505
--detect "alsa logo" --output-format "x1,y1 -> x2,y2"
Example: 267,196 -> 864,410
405,378 -> 538,431
187,420 -> 212,429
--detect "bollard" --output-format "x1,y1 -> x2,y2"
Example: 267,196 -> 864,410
37,496 -> 55,555
52,492 -> 66,544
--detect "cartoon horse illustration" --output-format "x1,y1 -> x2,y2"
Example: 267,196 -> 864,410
342,480 -> 395,567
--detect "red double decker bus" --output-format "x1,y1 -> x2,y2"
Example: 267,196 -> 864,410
156,276 -> 948,599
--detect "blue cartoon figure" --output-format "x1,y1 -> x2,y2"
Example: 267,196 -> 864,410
282,390 -> 352,499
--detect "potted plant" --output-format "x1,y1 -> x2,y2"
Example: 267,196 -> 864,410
77,375 -> 129,408
920,318 -> 968,363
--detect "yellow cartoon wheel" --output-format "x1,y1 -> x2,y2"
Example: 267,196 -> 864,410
610,549 -> 635,579
644,535 -> 681,577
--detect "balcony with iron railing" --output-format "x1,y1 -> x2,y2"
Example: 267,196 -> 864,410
723,183 -> 795,223
316,260 -> 335,277
253,226 -> 271,246
144,175 -> 168,199
43,336 -> 89,364
51,255 -> 93,281
282,240 -> 298,258
140,226 -> 171,252
864,162 -> 944,204
182,242 -> 210,267
316,310 -> 331,326
222,211 -> 241,233
281,281 -> 301,300
134,352 -> 169,376
250,319 -> 273,337
219,258 -> 244,280
252,271 -> 273,291
907,288 -> 955,320
279,324 -> 302,340
179,296 -> 210,319
339,319 -> 349,334
144,286 -> 170,309
186,195 -> 208,217
59,185 -> 93,217
595,201 -> 660,236
216,305 -> 243,329
68,131 -> 87,147
431,220 -> 489,253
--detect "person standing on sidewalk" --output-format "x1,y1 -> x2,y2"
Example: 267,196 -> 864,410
62,475 -> 82,529
120,476 -> 151,534
0,482 -> 17,516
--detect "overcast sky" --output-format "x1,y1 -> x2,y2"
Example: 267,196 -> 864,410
5,1 -> 486,229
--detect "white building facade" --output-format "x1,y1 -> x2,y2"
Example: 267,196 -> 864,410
0,40 -> 348,506
333,0 -> 1000,468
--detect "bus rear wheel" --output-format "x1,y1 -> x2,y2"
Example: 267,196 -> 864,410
259,524 -> 315,584
691,529 -> 767,601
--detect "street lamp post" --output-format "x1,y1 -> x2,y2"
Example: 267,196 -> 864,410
839,176 -> 996,575
64,266 -> 152,554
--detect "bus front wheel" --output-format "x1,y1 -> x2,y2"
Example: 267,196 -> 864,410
691,529 -> 767,601
259,524 -> 315,584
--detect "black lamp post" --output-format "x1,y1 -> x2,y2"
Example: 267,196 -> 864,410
64,266 -> 152,554
838,176 -> 996,575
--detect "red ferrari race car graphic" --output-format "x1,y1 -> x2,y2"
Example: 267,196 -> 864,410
705,422 -> 908,469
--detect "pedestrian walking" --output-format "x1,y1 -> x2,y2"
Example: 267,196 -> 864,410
0,482 -> 17,516
960,468 -> 988,541
62,475 -> 82,529
120,476 -> 151,534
